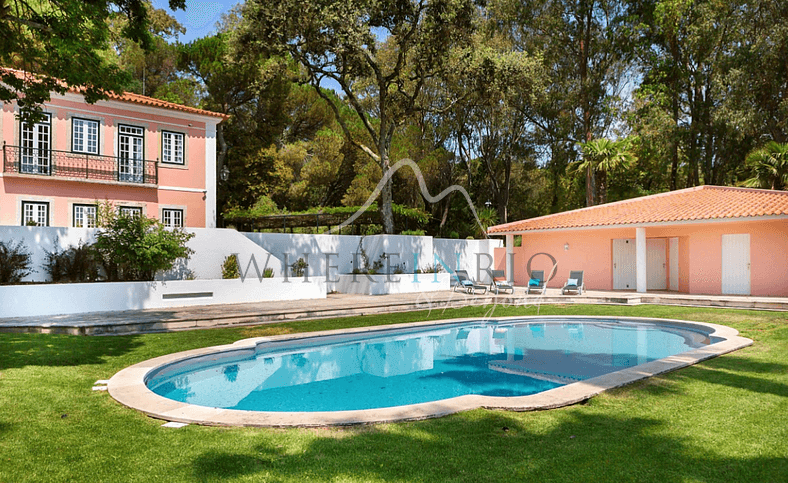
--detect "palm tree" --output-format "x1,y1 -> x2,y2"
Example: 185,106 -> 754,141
741,142 -> 788,190
571,137 -> 638,205
475,207 -> 498,238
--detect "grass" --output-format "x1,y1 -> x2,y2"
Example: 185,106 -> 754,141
1,304 -> 787,482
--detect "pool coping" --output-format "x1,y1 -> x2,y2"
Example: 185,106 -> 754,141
107,315 -> 753,427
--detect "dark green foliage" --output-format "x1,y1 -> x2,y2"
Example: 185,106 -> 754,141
43,241 -> 100,283
0,0 -> 185,123
290,257 -> 308,277
92,215 -> 194,281
0,239 -> 33,284
221,255 -> 240,279
741,142 -> 788,190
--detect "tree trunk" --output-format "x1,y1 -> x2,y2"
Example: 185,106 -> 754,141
670,80 -> 680,191
579,1 -> 595,206
378,128 -> 395,234
379,174 -> 395,234
216,122 -> 228,175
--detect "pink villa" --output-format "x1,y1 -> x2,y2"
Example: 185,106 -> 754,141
489,186 -> 788,297
1,71 -> 227,228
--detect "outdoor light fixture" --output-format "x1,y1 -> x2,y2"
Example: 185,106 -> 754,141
485,200 -> 492,209
220,165 -> 230,182
564,243 -> 569,251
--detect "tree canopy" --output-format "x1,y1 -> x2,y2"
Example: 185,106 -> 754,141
236,0 -> 478,233
0,0 -> 185,122
7,0 -> 785,238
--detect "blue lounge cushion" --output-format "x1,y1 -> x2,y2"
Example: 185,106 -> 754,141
567,278 -> 578,286
460,280 -> 473,286
528,278 -> 540,287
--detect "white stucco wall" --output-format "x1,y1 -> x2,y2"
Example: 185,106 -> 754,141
329,273 -> 451,295
432,238 -> 503,283
0,226 -> 284,282
242,233 -> 501,283
0,277 -> 326,318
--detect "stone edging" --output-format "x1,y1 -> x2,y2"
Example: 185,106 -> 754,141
108,315 -> 752,427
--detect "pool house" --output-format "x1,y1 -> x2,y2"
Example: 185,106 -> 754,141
489,186 -> 788,297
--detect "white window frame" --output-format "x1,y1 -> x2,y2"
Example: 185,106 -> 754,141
20,113 -> 51,175
118,124 -> 145,182
119,206 -> 143,218
73,204 -> 97,228
162,208 -> 183,228
72,117 -> 100,155
161,131 -> 185,165
22,201 -> 49,226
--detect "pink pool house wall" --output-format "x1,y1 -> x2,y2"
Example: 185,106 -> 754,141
1,84 -> 226,228
489,186 -> 788,297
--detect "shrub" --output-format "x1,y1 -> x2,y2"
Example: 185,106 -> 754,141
93,214 -> 194,281
417,263 -> 444,274
0,239 -> 34,284
43,239 -> 100,283
400,229 -> 426,236
263,267 -> 274,278
290,257 -> 308,277
222,254 -> 240,279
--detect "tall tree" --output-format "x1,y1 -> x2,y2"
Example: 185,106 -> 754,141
236,0 -> 477,233
571,137 -> 638,204
115,1 -> 185,97
0,0 -> 185,122
492,0 -> 632,207
448,44 -> 544,222
716,0 -> 788,144
630,0 -> 753,190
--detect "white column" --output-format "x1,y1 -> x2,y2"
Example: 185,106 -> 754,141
636,227 -> 647,293
204,120 -> 218,228
505,234 -> 514,283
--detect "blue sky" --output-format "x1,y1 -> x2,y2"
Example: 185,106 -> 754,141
152,0 -> 239,43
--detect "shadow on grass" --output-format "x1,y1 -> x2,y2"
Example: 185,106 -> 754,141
678,354 -> 788,398
189,411 -> 787,482
0,333 -> 142,370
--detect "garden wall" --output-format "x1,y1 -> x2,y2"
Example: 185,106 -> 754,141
0,226 -> 284,282
242,233 -> 502,283
0,277 -> 326,318
329,273 -> 452,295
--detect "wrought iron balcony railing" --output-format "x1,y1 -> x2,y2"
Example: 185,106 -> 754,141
2,144 -> 158,185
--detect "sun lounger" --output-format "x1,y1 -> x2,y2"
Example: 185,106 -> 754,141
561,270 -> 585,295
453,270 -> 487,295
489,269 -> 514,295
526,270 -> 546,295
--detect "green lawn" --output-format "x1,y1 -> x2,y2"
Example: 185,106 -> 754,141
1,304 -> 787,482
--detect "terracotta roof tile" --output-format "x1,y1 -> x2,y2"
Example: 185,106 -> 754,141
488,186 -> 788,234
1,67 -> 228,120
102,91 -> 229,120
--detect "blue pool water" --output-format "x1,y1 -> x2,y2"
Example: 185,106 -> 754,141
146,319 -> 714,412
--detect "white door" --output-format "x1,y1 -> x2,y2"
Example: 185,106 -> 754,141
20,114 -> 51,175
647,239 -> 667,290
118,125 -> 144,182
669,238 -> 679,291
722,234 -> 750,295
613,239 -> 636,289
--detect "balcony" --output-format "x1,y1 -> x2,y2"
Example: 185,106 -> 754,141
2,144 -> 158,186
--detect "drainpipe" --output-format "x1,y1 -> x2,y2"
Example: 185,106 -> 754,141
636,227 -> 647,293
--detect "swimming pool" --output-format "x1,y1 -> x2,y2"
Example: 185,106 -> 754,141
109,316 -> 751,426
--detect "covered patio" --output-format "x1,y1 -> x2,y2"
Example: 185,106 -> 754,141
488,186 -> 788,297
